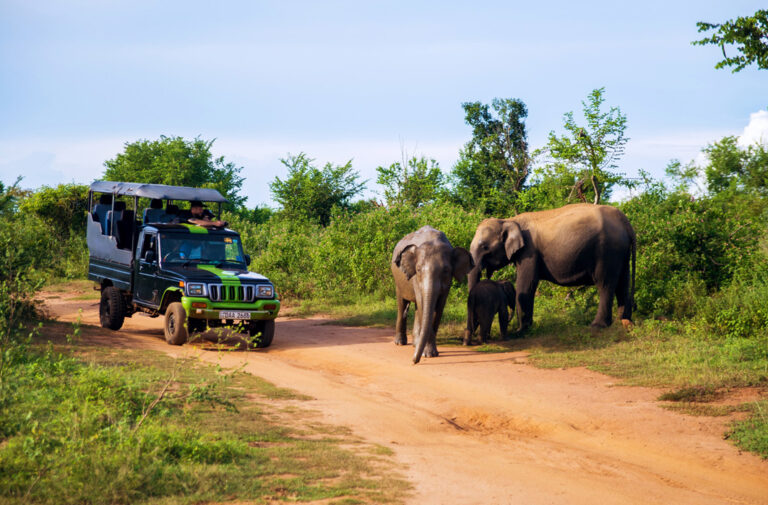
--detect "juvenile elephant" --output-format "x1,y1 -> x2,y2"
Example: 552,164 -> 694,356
467,204 -> 636,334
463,280 -> 516,345
391,226 -> 474,364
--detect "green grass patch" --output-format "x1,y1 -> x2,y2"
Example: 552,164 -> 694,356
0,333 -> 410,504
658,386 -> 720,403
726,401 -> 768,458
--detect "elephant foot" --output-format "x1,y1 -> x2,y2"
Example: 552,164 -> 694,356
423,346 -> 439,358
620,319 -> 633,330
590,321 -> 609,330
462,329 -> 472,346
394,336 -> 407,346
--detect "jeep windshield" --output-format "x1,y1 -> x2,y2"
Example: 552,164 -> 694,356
159,233 -> 246,268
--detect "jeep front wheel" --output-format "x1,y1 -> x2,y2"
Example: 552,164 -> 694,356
247,319 -> 275,348
164,302 -> 188,345
99,286 -> 125,330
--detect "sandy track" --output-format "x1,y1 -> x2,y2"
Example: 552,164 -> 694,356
47,295 -> 768,505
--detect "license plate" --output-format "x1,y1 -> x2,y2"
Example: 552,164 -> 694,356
219,311 -> 251,320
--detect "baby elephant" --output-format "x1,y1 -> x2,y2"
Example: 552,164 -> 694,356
463,280 -> 516,345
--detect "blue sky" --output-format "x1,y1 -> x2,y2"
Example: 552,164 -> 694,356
1,1 -> 766,206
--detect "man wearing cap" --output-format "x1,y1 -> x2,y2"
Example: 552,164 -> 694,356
180,200 -> 227,228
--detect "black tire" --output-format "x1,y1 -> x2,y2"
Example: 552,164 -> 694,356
99,286 -> 125,331
247,319 -> 275,348
164,302 -> 188,345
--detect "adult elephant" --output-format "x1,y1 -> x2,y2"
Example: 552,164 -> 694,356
392,226 -> 474,364
467,203 -> 635,334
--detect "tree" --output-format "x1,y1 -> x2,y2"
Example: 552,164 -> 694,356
0,177 -> 26,217
18,183 -> 89,239
376,156 -> 444,208
693,10 -> 768,72
103,136 -> 246,208
450,98 -> 530,215
269,153 -> 366,226
696,136 -> 768,195
542,88 -> 628,204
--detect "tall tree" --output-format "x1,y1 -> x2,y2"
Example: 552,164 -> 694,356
270,153 -> 365,226
450,98 -> 530,215
700,136 -> 768,195
693,10 -> 768,72
103,136 -> 246,208
543,88 -> 628,204
376,156 -> 444,208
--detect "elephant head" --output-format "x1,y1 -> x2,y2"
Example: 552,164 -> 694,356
394,242 -> 473,363
467,218 -> 525,292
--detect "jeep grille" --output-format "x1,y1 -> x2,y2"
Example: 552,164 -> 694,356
208,284 -> 255,303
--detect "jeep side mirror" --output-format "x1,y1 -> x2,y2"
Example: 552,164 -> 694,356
244,254 -> 251,266
145,250 -> 156,263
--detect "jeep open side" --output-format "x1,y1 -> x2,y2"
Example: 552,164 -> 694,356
86,181 -> 280,347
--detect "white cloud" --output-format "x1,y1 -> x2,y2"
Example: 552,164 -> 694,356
738,110 -> 768,147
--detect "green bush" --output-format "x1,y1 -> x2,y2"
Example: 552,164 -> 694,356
236,201 -> 483,300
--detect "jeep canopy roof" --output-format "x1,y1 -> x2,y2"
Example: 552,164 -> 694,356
89,181 -> 228,203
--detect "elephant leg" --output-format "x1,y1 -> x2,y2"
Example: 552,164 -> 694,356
615,258 -> 632,328
479,311 -> 492,344
463,303 -> 476,346
514,261 -> 539,335
592,279 -> 617,328
394,295 -> 410,345
498,304 -> 509,340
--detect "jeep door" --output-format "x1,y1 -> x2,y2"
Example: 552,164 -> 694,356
135,230 -> 161,306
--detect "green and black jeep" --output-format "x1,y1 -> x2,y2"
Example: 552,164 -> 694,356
86,181 -> 280,347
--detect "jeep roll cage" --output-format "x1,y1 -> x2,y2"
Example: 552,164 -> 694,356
87,181 -> 229,263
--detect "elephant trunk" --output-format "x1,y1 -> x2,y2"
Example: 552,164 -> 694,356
413,288 -> 438,364
467,244 -> 483,294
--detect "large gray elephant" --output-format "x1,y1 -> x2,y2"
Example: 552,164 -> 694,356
467,204 -> 635,334
391,226 -> 474,364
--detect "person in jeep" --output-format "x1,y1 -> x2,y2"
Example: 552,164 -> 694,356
179,200 -> 228,228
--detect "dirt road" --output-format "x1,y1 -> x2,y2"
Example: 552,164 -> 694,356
46,293 -> 768,505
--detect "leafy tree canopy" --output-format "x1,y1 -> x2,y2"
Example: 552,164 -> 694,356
541,87 -> 628,204
17,183 -> 89,239
376,156 -> 445,208
693,10 -> 768,72
103,136 -> 246,208
269,153 -> 366,226
0,177 -> 27,217
673,136 -> 768,196
450,98 -> 530,215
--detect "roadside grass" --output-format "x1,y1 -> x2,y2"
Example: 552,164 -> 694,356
0,329 -> 410,505
286,291 -> 768,459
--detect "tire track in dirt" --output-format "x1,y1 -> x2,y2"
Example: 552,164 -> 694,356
45,295 -> 768,505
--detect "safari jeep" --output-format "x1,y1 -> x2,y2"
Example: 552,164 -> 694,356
86,181 -> 280,347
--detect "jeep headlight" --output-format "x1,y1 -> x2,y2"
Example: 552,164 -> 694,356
187,283 -> 205,296
257,284 -> 274,298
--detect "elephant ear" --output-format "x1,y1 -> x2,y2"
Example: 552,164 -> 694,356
395,244 -> 418,280
502,220 -> 524,260
451,247 -> 474,282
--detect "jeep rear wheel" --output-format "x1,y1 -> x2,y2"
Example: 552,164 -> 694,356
99,286 -> 125,330
247,319 -> 275,348
164,302 -> 188,345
